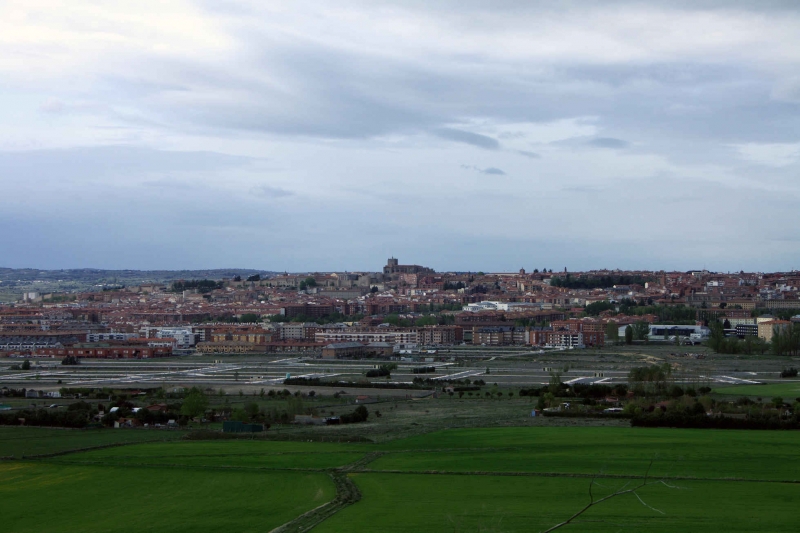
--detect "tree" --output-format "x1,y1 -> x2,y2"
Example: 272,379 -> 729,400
632,321 -> 650,341
605,321 -> 619,344
548,372 -> 563,395
21,360 -> 31,370
625,326 -> 633,345
628,364 -> 672,396
180,388 -> 209,420
586,301 -> 615,316
244,402 -> 260,419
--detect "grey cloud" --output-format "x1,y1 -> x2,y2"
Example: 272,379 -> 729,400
250,185 -> 294,199
0,146 -> 255,183
461,165 -> 506,175
772,76 -> 800,103
96,23 -> 800,148
588,137 -> 629,149
435,128 -> 500,149
482,167 -> 506,175
39,98 -> 66,114
561,185 -> 603,193
6,2 -> 800,271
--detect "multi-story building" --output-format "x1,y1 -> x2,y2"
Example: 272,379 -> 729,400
735,324 -> 758,338
473,326 -> 526,346
315,328 -> 418,345
211,327 -> 271,345
527,327 -> 552,346
155,327 -> 196,348
283,303 -> 335,319
86,332 -> 138,343
758,320 -> 791,341
546,331 -> 583,348
280,322 -> 319,341
36,344 -> 172,359
417,326 -> 463,345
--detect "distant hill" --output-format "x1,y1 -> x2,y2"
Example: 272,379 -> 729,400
0,268 -> 278,302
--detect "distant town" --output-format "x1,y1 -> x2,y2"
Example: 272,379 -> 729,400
2,257 -> 799,360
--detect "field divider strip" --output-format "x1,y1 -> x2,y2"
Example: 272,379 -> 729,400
359,469 -> 800,485
5,439 -> 185,461
28,458 -> 800,485
268,471 -> 361,533
78,451 -> 362,459
32,459 -> 342,473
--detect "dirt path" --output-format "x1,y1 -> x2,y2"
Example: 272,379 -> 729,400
268,452 -> 385,533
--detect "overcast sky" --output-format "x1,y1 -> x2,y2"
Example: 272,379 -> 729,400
2,1 -> 799,272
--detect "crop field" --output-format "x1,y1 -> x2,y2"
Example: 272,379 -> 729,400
371,427 -> 800,481
3,426 -> 800,532
0,463 -> 334,533
712,381 -> 800,398
316,473 -> 800,533
0,427 -> 188,458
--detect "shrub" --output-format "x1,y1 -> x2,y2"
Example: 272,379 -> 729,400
340,405 -> 368,424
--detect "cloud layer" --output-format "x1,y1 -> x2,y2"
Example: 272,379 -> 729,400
0,1 -> 799,271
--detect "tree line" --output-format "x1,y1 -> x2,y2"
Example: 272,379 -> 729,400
551,274 -> 650,289
170,279 -> 223,293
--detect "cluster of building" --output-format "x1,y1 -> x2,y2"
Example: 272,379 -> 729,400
2,259 -> 800,360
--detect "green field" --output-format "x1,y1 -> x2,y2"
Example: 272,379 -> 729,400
316,473 -> 800,533
4,426 -> 800,532
0,427 -> 188,458
371,427 -> 800,481
713,382 -> 800,398
0,462 -> 334,533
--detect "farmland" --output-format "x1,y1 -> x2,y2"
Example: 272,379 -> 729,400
712,382 -> 800,399
3,344 -> 800,531
317,473 -> 800,533
0,426 -> 189,458
3,426 -> 800,532
0,462 -> 334,533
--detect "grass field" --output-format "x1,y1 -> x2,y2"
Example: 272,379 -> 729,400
0,462 -> 334,533
713,382 -> 800,398
0,427 -> 188,457
315,474 -> 800,533
4,426 -> 800,532
371,426 -> 800,481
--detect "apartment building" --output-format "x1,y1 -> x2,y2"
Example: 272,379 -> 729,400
473,326 -> 526,346
280,322 -> 320,341
758,320 -> 791,341
417,325 -> 463,345
315,328 -> 418,345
